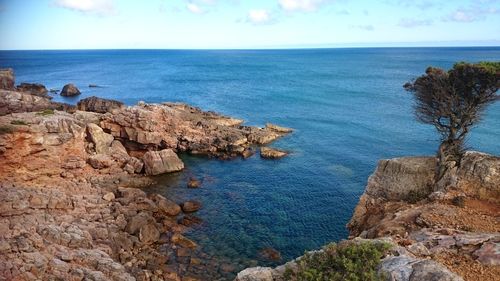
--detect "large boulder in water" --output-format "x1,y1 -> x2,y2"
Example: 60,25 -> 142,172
77,96 -> 125,113
61,83 -> 81,97
0,68 -> 15,90
17,83 -> 50,98
142,149 -> 184,175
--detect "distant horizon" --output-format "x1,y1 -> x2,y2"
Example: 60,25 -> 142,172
1,43 -> 499,52
1,1 -> 499,50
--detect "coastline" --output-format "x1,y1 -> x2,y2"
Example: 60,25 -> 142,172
1,69 -> 499,281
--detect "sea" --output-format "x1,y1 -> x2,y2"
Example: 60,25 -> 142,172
1,47 -> 499,277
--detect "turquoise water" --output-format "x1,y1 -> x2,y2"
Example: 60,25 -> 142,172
1,48 -> 499,274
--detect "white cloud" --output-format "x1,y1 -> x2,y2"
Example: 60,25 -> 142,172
445,6 -> 498,22
186,2 -> 204,14
54,0 -> 114,15
350,24 -> 374,31
247,9 -> 272,24
398,18 -> 433,28
278,0 -> 328,12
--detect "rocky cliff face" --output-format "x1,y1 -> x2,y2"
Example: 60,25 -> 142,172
0,73 -> 293,281
236,153 -> 500,281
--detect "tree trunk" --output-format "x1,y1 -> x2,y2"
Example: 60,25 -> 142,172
435,140 -> 462,190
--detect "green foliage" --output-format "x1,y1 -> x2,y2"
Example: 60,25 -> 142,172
454,61 -> 500,74
10,120 -> 27,125
289,241 -> 392,281
36,109 -> 54,116
0,125 -> 15,135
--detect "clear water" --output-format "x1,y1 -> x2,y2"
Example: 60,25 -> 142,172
1,48 -> 499,274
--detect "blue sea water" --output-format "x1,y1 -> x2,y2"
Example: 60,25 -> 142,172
1,48 -> 499,275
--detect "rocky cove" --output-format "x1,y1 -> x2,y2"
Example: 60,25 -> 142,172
0,68 -> 499,281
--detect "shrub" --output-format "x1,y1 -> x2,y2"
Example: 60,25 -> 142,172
0,125 -> 15,135
10,120 -> 27,125
37,109 -> 54,116
452,196 -> 466,208
289,241 -> 392,281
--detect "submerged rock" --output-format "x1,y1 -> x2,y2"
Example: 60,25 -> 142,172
181,200 -> 201,213
142,149 -> 184,175
60,83 -> 81,97
260,147 -> 288,159
187,177 -> 201,188
265,123 -> 293,133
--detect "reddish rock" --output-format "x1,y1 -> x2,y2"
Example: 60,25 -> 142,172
142,149 -> 184,175
181,200 -> 201,213
0,68 -> 15,90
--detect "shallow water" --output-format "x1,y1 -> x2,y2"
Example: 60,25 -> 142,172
2,47 -> 499,276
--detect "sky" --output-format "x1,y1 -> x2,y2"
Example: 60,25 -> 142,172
0,0 -> 499,50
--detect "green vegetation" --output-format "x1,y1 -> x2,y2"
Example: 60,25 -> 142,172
10,120 -> 28,125
285,241 -> 392,281
36,109 -> 55,116
0,125 -> 15,135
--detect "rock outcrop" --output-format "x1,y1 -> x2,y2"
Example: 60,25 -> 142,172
0,68 -> 15,90
77,96 -> 125,113
0,72 -> 293,281
260,147 -> 288,159
142,149 -> 184,175
61,83 -> 81,97
17,82 -> 50,98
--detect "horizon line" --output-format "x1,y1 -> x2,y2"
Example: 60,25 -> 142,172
1,45 -> 500,52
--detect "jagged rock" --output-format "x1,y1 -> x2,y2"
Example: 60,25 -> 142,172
60,84 -> 81,97
171,233 -> 197,248
265,123 -> 293,133
0,90 -> 76,116
125,212 -> 155,235
378,256 -> 462,281
88,154 -> 114,169
77,96 -> 125,113
86,123 -> 114,154
123,157 -> 143,174
473,242 -> 500,265
235,267 -> 274,281
139,223 -> 160,244
142,149 -> 184,175
150,194 -> 181,216
0,68 -> 15,90
181,200 -> 201,213
16,83 -> 49,98
260,147 -> 288,159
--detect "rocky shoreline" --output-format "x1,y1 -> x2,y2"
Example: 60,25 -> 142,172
237,153 -> 500,281
0,69 -> 292,280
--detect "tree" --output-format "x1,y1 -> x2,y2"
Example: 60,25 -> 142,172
404,62 -> 499,185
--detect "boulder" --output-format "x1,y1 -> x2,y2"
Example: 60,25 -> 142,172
88,154 -> 114,169
235,267 -> 274,281
60,84 -> 81,97
260,147 -> 288,159
17,83 -> 49,98
150,194 -> 181,216
142,149 -> 184,176
125,212 -> 155,235
139,223 -> 160,244
364,156 -> 436,201
171,233 -> 197,248
123,157 -> 144,174
102,192 -> 115,202
77,96 -> 125,113
86,124 -> 114,154
0,68 -> 15,90
181,200 -> 201,213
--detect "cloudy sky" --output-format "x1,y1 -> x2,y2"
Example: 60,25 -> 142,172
0,0 -> 499,49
